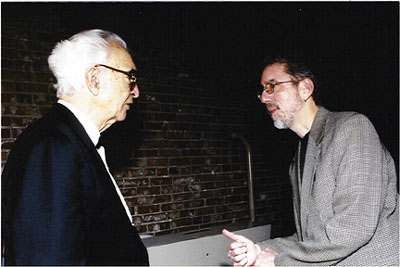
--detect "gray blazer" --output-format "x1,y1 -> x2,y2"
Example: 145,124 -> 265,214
259,107 -> 399,266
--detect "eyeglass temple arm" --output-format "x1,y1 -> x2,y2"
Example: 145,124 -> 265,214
94,64 -> 130,75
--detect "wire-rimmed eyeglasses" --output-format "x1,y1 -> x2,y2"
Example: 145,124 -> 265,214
94,64 -> 137,91
257,80 -> 298,99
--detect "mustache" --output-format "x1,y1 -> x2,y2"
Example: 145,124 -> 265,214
266,103 -> 279,110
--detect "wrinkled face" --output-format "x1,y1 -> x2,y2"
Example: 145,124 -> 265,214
99,42 -> 139,124
259,63 -> 303,129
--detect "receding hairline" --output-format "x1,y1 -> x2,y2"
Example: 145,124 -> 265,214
106,40 -> 136,70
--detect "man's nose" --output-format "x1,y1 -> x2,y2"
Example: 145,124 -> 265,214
259,90 -> 272,104
132,84 -> 140,98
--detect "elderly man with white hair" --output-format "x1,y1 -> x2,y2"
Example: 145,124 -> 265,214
1,29 -> 149,265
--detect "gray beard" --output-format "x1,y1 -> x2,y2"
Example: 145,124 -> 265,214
271,98 -> 303,130
273,118 -> 290,129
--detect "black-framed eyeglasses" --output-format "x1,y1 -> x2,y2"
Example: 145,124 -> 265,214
94,64 -> 138,91
257,80 -> 298,99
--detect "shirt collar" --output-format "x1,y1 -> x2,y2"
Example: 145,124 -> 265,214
57,100 -> 100,147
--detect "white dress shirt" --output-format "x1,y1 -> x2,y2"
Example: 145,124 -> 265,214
57,100 -> 133,224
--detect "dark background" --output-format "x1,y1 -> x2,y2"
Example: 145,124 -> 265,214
2,2 -> 398,236
56,1 -> 399,167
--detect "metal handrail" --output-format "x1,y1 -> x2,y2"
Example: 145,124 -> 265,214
232,133 -> 255,222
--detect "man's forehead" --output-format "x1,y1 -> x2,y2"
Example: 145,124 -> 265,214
261,63 -> 288,82
265,62 -> 286,73
108,42 -> 136,70
108,43 -> 129,58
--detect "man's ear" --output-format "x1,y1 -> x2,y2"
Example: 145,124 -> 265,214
298,78 -> 314,101
86,67 -> 100,96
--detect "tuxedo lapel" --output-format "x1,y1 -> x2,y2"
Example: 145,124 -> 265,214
55,104 -> 118,196
61,103 -> 134,226
55,104 -> 94,149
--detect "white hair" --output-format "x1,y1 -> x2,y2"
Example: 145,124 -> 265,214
48,29 -> 127,97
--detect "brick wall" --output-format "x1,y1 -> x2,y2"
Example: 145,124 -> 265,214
1,7 -> 62,165
1,3 -> 295,237
103,67 -> 296,235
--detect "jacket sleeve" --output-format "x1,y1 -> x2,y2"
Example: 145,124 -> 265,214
258,114 -> 392,265
10,133 -> 87,265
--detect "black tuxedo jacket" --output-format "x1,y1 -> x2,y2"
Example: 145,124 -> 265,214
2,104 -> 149,265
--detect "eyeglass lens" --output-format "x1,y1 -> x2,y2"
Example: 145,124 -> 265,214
257,83 -> 274,98
95,64 -> 137,91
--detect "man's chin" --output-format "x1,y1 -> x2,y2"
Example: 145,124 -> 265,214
272,118 -> 289,129
274,122 -> 289,129
117,106 -> 131,121
116,112 -> 128,122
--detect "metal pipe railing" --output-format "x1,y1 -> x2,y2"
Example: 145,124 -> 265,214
231,133 -> 255,222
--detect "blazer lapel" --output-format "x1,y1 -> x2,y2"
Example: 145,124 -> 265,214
299,107 -> 329,239
290,147 -> 302,240
300,138 -> 320,239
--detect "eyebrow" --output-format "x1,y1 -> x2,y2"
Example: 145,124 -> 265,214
261,79 -> 277,86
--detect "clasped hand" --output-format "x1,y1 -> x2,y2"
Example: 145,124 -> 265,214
222,229 -> 277,267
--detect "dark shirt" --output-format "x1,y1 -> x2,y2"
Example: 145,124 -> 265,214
299,133 -> 309,183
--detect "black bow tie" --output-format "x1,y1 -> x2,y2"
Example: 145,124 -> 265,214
95,135 -> 106,149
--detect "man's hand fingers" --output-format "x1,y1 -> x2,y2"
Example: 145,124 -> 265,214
231,247 -> 247,256
222,229 -> 249,243
239,256 -> 248,267
228,241 -> 246,250
223,229 -> 258,266
222,229 -> 239,241
232,253 -> 246,262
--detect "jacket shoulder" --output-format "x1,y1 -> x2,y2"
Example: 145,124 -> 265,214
4,105 -> 89,171
11,106 -> 72,148
326,111 -> 375,133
